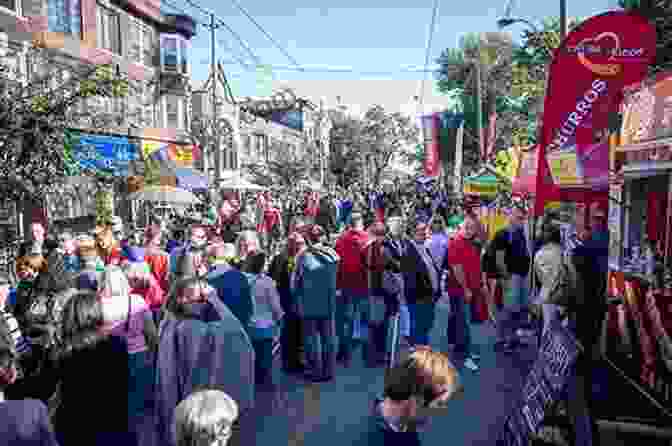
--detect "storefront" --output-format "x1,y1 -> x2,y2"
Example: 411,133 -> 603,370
605,70 -> 672,422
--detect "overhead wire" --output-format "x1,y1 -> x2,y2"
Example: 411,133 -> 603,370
418,0 -> 441,112
224,0 -> 303,70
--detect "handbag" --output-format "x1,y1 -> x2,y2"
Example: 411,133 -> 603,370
247,275 -> 278,340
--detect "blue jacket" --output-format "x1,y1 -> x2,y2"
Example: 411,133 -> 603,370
207,267 -> 253,326
291,245 -> 340,319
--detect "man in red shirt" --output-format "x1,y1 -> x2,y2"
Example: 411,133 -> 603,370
445,215 -> 488,372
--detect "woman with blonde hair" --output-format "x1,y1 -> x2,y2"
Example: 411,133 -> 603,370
97,266 -> 157,438
173,390 -> 239,446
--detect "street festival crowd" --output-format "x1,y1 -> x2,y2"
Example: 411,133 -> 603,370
0,179 -> 609,446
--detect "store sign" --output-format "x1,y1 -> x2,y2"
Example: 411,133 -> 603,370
621,72 -> 672,146
536,11 -> 655,212
609,183 -> 623,270
421,114 -> 440,177
499,320 -> 581,446
65,131 -> 139,177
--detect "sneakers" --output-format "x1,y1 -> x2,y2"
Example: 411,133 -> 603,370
464,357 -> 479,372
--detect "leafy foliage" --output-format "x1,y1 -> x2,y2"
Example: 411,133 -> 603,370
244,140 -> 311,191
0,45 -> 131,203
619,0 -> 672,75
329,105 -> 418,188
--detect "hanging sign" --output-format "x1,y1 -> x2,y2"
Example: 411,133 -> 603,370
499,320 -> 581,446
535,11 -> 656,214
65,130 -> 139,177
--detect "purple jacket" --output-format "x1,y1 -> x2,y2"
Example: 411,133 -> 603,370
155,294 -> 254,446
0,399 -> 59,446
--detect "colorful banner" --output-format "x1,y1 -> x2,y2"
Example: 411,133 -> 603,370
438,111 -> 465,171
535,11 -> 656,215
547,149 -> 582,186
512,146 -> 538,196
65,130 -> 139,177
620,71 -> 672,146
421,114 -> 440,177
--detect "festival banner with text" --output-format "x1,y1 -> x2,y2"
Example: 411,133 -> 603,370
421,114 -> 440,177
534,11 -> 656,215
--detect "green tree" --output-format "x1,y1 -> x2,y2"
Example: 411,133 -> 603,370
0,45 -> 130,203
435,32 -> 514,170
244,140 -> 311,191
618,0 -> 672,74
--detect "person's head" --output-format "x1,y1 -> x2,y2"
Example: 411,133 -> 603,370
307,225 -> 325,245
58,231 -> 76,255
235,231 -> 259,259
350,213 -> 364,230
591,208 -> 607,233
430,216 -> 446,234
388,217 -> 403,237
509,205 -> 527,228
243,251 -> 267,275
97,265 -> 130,301
461,215 -> 480,241
173,390 -> 239,446
59,291 -> 105,357
369,222 -> 386,240
123,260 -> 152,290
16,254 -> 46,282
383,346 -> 460,421
190,225 -> 209,250
287,232 -> 306,257
167,277 -> 211,316
414,222 -> 430,243
30,222 -> 46,242
145,224 -> 162,247
540,221 -> 562,245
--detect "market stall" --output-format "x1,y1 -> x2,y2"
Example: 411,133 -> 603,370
603,70 -> 672,425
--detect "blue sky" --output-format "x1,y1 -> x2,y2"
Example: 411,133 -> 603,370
166,0 -> 619,115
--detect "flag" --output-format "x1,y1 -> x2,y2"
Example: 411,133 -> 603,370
437,111 -> 465,188
421,114 -> 440,177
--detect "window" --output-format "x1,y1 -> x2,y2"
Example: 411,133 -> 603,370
252,134 -> 266,159
160,34 -> 189,75
96,3 -> 120,54
163,95 -> 186,130
0,0 -> 18,14
128,80 -> 154,127
48,0 -> 81,35
129,18 -> 153,66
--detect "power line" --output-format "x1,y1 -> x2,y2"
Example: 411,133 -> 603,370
224,0 -> 303,70
418,0 -> 440,112
221,62 -> 441,75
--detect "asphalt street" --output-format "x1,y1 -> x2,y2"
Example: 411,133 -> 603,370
243,302 -> 539,446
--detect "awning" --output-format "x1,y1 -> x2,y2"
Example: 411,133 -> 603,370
159,167 -> 208,191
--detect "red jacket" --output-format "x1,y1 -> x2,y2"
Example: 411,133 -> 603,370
335,229 -> 369,294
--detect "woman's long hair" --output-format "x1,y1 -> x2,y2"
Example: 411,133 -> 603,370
165,277 -> 211,318
58,291 -> 106,359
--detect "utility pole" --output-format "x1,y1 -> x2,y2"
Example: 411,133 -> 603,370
209,13 -> 222,185
559,0 -> 567,41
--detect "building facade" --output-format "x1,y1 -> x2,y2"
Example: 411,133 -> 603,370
0,0 -> 197,235
191,87 -> 332,187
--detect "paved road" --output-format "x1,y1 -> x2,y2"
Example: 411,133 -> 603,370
243,303 -> 539,446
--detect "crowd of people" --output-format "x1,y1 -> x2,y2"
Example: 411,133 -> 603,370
0,187 -> 610,445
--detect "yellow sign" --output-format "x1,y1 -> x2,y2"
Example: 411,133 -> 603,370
463,182 -> 498,197
547,150 -> 582,187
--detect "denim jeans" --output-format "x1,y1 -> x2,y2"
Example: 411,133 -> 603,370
303,317 -> 336,379
496,274 -> 532,342
447,296 -> 472,359
336,291 -> 369,359
407,302 -> 436,346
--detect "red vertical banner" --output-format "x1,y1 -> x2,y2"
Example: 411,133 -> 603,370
534,11 -> 656,216
422,113 -> 441,177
